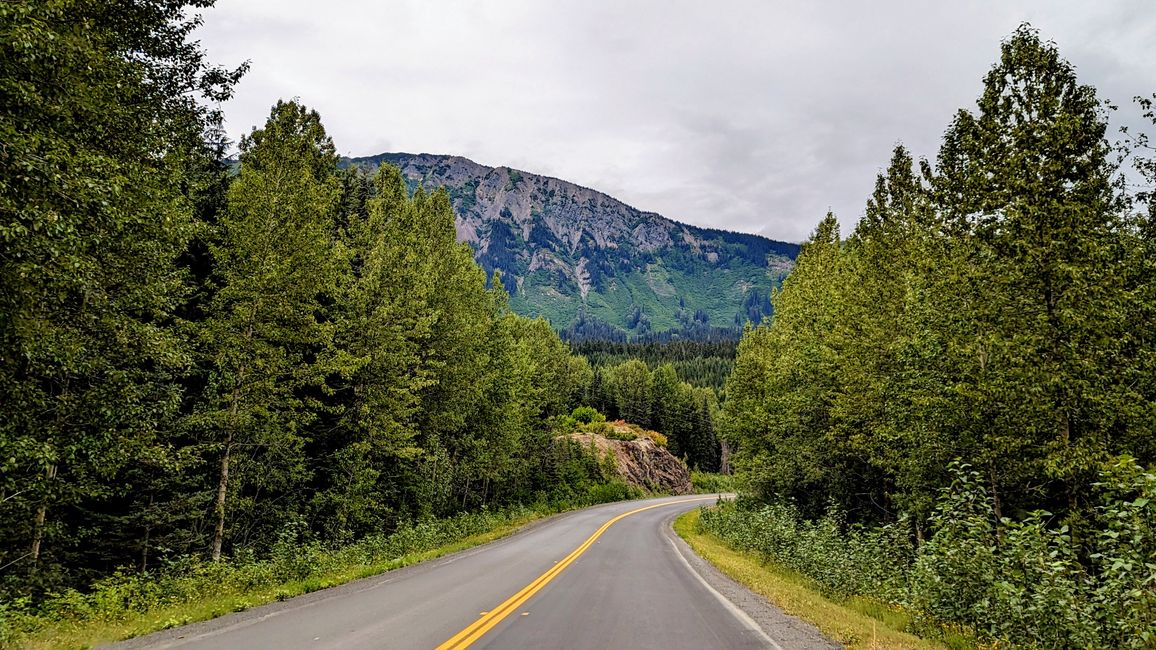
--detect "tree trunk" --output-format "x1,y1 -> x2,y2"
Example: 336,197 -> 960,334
213,355 -> 247,562
140,494 -> 153,572
1059,411 -> 1078,513
989,465 -> 1003,521
719,440 -> 732,475
212,437 -> 232,562
30,464 -> 57,565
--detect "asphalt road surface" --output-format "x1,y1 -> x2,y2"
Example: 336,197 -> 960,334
113,495 -> 837,650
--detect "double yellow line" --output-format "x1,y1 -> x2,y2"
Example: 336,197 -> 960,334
436,497 -> 715,650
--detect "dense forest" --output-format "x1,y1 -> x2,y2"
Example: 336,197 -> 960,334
719,26 -> 1156,647
572,339 -> 736,391
586,360 -> 723,473
9,2 -> 1154,648
0,2 -> 727,622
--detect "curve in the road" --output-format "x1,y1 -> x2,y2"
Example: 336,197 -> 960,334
110,495 -> 837,649
436,497 -> 715,650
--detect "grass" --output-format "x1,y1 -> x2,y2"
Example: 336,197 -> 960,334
10,501 -> 610,650
674,509 -> 965,650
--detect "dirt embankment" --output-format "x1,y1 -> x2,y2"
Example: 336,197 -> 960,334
567,429 -> 692,495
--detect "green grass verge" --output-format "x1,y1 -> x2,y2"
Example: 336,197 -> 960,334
9,491 -> 648,650
19,517 -> 536,650
674,509 -> 964,650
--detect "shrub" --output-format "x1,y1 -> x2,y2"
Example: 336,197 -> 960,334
701,458 -> 1156,648
571,406 -> 604,424
691,471 -> 736,493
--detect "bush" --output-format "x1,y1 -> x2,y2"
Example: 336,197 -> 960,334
691,471 -> 736,493
701,458 -> 1156,648
571,406 -> 605,424
603,427 -> 637,441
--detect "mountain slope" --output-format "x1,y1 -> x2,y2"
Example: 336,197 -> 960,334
346,153 -> 798,338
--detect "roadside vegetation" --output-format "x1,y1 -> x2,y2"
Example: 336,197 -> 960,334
690,471 -> 736,494
676,509 -> 952,650
0,4 -> 686,647
3,484 -> 641,649
716,25 -> 1156,650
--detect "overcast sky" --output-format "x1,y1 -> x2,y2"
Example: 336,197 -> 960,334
197,1 -> 1155,242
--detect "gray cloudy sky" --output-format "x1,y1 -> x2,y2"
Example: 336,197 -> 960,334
197,1 -> 1155,242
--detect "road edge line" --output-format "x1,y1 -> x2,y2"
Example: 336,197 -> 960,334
663,507 -> 785,650
436,496 -> 716,650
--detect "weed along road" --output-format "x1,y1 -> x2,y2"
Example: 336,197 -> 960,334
113,495 -> 793,650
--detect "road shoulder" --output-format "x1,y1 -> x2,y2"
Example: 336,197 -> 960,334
663,505 -> 843,650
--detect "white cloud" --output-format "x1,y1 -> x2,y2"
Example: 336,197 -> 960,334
197,0 -> 1156,242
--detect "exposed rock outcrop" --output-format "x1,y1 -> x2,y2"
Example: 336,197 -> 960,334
567,431 -> 692,495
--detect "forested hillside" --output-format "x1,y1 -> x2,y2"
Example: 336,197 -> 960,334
719,26 -> 1156,647
344,153 -> 798,339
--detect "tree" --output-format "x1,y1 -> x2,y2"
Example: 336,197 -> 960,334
611,360 -> 652,427
724,214 -> 857,515
0,0 -> 243,582
194,100 -> 343,561
932,24 -> 1134,519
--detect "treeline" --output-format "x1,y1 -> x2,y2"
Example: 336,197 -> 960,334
561,309 -> 747,345
726,26 -> 1155,528
0,3 -> 600,600
589,361 -> 722,472
572,339 -> 736,390
722,25 -> 1156,644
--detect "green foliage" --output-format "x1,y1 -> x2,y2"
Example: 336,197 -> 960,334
586,359 -> 721,470
193,100 -> 346,561
0,5 -> 628,618
573,339 -> 736,391
0,0 -> 244,592
702,458 -> 1156,648
570,406 -> 605,424
603,428 -> 638,442
690,471 -> 736,494
723,24 -> 1151,527
719,24 -> 1156,649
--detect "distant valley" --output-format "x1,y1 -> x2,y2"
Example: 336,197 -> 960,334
345,153 -> 798,339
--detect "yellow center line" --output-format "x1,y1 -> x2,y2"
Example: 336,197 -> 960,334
435,496 -> 716,650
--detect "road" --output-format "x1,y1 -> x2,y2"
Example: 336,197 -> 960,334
114,495 -> 835,650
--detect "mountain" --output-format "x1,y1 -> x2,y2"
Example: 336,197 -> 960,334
345,153 -> 798,339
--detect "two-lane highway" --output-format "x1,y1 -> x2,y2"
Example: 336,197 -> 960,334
114,495 -> 830,649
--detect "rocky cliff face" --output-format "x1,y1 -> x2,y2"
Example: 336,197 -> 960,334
567,432 -> 692,495
346,152 -> 799,339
